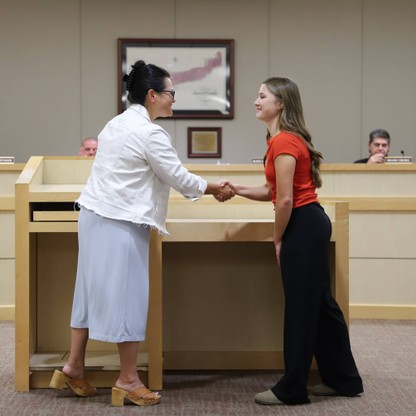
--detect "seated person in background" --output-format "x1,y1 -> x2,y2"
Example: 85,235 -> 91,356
79,137 -> 98,156
354,129 -> 390,163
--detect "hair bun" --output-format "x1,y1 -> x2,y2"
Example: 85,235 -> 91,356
132,60 -> 146,70
124,60 -> 147,91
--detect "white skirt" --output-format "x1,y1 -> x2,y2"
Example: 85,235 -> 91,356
71,207 -> 151,343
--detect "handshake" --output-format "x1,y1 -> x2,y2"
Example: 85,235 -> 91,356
212,180 -> 236,202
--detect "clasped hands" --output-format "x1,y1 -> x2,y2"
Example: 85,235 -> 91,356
213,180 -> 235,202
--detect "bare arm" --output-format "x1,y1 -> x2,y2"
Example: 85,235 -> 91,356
273,154 -> 295,264
232,182 -> 272,201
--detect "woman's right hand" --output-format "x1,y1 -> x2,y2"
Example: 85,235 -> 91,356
214,180 -> 235,202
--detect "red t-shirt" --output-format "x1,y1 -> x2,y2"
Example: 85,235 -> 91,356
265,131 -> 318,208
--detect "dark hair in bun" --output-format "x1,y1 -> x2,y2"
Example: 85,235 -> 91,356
123,60 -> 170,105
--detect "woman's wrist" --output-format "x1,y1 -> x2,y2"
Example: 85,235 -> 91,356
232,184 -> 242,195
205,182 -> 218,195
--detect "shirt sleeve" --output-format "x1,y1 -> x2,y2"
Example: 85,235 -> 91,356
144,128 -> 207,200
271,133 -> 302,160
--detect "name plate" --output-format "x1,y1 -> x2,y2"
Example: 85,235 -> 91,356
0,156 -> 15,163
385,156 -> 413,164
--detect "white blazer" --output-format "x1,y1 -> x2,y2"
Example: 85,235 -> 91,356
78,104 -> 207,235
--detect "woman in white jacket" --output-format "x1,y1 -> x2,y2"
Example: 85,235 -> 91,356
49,60 -> 233,407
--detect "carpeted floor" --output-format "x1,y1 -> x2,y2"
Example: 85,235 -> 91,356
1,319 -> 415,415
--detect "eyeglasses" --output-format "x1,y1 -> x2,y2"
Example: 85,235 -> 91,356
159,89 -> 176,99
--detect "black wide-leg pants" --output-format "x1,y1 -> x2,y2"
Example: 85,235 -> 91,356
271,203 -> 363,404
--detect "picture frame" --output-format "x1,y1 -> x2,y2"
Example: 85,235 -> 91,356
187,127 -> 222,158
118,39 -> 234,119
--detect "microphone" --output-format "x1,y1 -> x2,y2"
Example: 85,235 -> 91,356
401,150 -> 405,156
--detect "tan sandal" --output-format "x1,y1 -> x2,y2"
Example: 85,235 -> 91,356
111,386 -> 161,406
49,369 -> 96,397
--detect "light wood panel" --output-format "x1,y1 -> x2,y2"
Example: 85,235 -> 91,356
350,259 -> 416,305
0,164 -> 24,319
0,211 -> 15,258
0,259 -> 14,305
350,212 -> 416,258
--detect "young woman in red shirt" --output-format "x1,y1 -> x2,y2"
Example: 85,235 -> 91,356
232,77 -> 363,405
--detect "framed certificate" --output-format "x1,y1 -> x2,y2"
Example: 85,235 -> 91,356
187,127 -> 222,158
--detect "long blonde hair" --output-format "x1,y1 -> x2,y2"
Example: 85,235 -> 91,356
264,77 -> 322,188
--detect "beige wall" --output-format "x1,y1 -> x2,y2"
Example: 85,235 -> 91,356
1,0 -> 415,163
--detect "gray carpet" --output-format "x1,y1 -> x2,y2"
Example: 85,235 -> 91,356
1,319 -> 415,415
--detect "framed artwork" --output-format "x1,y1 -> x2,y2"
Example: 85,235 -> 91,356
118,38 -> 234,118
187,127 -> 222,158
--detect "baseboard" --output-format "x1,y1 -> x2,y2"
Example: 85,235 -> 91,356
350,304 -> 416,320
0,305 -> 15,321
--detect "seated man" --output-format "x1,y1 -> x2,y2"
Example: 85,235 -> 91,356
79,137 -> 98,156
354,129 -> 390,163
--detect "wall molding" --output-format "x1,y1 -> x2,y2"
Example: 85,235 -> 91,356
2,305 -> 415,322
0,306 -> 15,321
350,304 -> 416,320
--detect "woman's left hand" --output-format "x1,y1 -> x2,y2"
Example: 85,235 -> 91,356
274,239 -> 282,266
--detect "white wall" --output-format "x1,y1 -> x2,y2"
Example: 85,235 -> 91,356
1,0 -> 415,163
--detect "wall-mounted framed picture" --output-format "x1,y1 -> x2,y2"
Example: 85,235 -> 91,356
118,38 -> 234,119
187,127 -> 222,158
